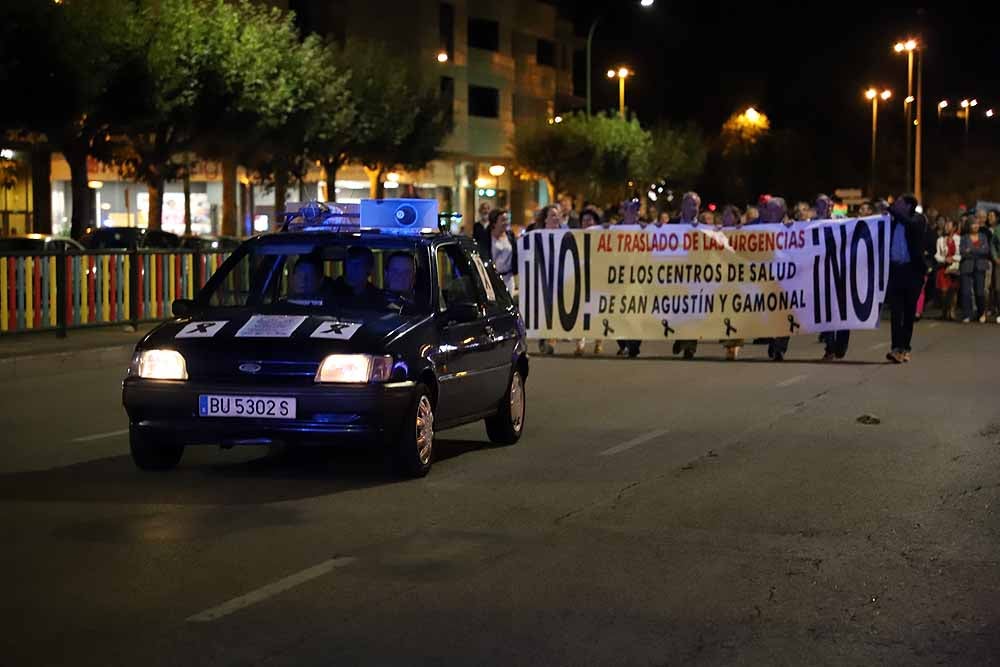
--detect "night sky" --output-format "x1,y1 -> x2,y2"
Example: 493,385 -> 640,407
566,1 -> 999,199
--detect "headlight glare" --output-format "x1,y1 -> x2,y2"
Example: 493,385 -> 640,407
136,349 -> 188,380
315,354 -> 392,383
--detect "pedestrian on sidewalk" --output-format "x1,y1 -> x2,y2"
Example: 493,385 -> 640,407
886,194 -> 928,364
959,216 -> 991,323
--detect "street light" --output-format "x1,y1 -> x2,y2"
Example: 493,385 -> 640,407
865,88 -> 892,198
938,99 -> 948,120
586,1 -> 654,116
608,67 -> 630,117
436,51 -> 448,63
893,38 -> 918,196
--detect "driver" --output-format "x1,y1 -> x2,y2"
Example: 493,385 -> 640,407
384,251 -> 416,301
331,246 -> 383,306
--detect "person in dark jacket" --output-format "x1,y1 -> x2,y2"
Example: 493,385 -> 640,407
472,202 -> 491,255
959,217 -> 991,323
885,194 -> 928,364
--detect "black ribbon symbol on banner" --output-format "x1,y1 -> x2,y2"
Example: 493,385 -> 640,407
724,318 -> 737,336
602,319 -> 615,336
661,319 -> 675,338
320,321 -> 348,335
192,322 -> 213,334
787,315 -> 801,333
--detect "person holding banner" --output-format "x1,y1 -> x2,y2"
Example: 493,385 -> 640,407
670,192 -> 702,360
533,205 -> 564,355
816,194 -> 852,361
886,194 -> 928,364
617,197 -> 646,357
760,197 -> 793,361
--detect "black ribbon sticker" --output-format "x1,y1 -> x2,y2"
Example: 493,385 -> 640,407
724,318 -> 737,336
661,319 -> 675,338
787,315 -> 801,333
602,319 -> 615,336
320,321 -> 348,335
192,322 -> 213,334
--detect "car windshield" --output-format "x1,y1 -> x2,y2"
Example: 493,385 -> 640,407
201,236 -> 433,315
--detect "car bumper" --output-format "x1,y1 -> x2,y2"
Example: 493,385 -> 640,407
122,378 -> 416,446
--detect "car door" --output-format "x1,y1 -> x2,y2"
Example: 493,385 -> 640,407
433,243 -> 495,424
467,244 -> 518,405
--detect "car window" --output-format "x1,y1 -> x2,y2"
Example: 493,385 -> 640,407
435,244 -> 485,311
474,248 -> 514,311
204,240 -> 430,315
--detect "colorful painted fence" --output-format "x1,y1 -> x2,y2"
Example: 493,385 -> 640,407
0,251 -> 230,334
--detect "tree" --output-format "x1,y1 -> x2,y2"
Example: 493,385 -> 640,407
515,112 -> 653,204
645,122 -> 707,189
514,115 -> 596,202
327,39 -> 449,199
0,0 -> 141,237
244,34 -> 352,222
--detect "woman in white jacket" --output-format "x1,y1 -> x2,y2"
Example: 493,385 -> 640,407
934,218 -> 961,320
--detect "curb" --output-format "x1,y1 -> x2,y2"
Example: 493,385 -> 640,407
0,344 -> 135,380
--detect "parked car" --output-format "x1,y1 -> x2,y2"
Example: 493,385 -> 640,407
179,235 -> 241,252
0,234 -> 85,253
80,227 -> 180,250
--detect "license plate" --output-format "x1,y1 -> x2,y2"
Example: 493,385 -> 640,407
199,395 -> 296,419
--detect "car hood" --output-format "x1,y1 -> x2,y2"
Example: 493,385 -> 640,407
139,309 -> 430,381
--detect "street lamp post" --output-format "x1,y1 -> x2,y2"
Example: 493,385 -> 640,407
914,47 -> 923,202
960,99 -> 978,145
894,39 -> 917,193
866,88 -> 892,198
608,67 -> 630,117
586,1 -> 654,116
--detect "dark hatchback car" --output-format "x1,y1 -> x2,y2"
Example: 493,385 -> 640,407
81,227 -> 180,250
122,203 -> 528,477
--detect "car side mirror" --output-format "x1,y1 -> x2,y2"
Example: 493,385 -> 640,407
172,299 -> 195,318
444,302 -> 481,324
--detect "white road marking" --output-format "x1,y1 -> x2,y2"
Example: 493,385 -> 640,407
599,429 -> 670,457
928,322 -> 940,329
776,375 -> 808,388
868,342 -> 889,351
187,556 -> 357,623
70,428 -> 130,443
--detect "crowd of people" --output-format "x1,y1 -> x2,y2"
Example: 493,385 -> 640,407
468,191 -> 1000,364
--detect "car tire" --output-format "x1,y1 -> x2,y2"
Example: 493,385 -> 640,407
485,369 -> 525,446
391,384 -> 435,478
129,426 -> 184,471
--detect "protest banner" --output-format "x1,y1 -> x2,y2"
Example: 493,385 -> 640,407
518,216 -> 891,340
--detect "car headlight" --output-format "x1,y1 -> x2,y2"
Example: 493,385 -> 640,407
131,349 -> 189,380
315,354 -> 393,383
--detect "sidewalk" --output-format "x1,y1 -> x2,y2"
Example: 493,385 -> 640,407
0,324 -> 156,379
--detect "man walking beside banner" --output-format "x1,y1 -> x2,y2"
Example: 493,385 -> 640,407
886,194 -> 928,363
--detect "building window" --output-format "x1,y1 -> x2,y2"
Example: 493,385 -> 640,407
468,18 -> 499,52
468,85 -> 500,118
440,76 -> 455,130
536,39 -> 555,67
439,3 -> 454,60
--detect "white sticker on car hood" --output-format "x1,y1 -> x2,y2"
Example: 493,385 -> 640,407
235,315 -> 308,338
310,320 -> 363,340
176,321 -> 228,338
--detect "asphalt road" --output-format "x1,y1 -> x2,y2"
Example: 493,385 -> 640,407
1,322 -> 998,666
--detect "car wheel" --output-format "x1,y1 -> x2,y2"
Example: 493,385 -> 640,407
129,425 -> 184,471
392,384 -> 435,478
485,369 -> 525,446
